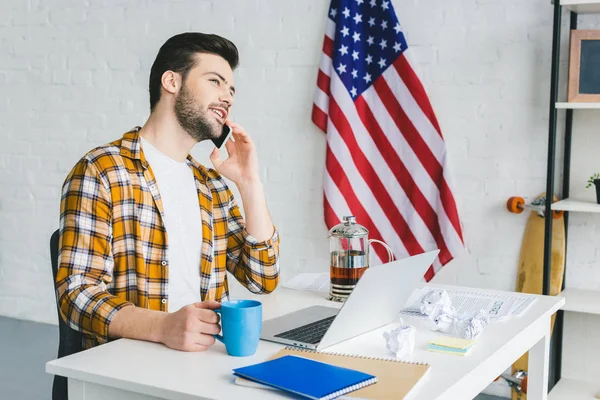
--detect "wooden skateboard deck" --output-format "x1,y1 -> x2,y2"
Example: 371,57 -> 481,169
510,193 -> 565,400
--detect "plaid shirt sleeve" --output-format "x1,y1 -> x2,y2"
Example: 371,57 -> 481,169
226,194 -> 280,293
56,157 -> 134,343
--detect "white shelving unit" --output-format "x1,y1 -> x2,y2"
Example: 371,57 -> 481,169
543,1 -> 600,398
555,101 -> 600,109
550,197 -> 600,395
561,0 -> 600,14
558,287 -> 600,314
551,198 -> 600,212
548,378 -> 599,399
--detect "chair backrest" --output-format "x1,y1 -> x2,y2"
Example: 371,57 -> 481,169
50,229 -> 84,400
50,229 -> 85,357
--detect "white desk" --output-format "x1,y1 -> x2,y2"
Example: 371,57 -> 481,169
46,283 -> 564,400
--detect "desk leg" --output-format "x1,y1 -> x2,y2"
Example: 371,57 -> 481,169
68,379 -> 84,400
527,319 -> 550,400
68,378 -> 164,400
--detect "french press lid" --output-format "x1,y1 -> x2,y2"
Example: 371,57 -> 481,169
328,216 -> 369,238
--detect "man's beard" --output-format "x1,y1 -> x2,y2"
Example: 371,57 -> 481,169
174,84 -> 220,142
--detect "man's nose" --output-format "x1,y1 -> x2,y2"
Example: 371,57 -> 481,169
219,91 -> 233,107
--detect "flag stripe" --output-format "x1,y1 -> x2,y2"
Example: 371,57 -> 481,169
424,265 -> 435,282
324,171 -> 384,266
352,95 -> 453,262
323,36 -> 334,59
325,147 -> 392,264
388,59 -> 465,243
439,179 -> 464,244
361,89 -> 462,265
396,55 -> 442,137
360,84 -> 440,214
325,88 -> 410,262
327,70 -> 435,258
374,64 -> 443,187
320,45 -> 334,75
329,95 -> 423,255
325,16 -> 336,40
314,80 -> 330,114
373,67 -> 462,264
365,64 -> 465,260
317,70 -> 331,96
312,105 -> 328,133
327,76 -> 414,261
384,60 -> 447,166
389,59 -> 464,243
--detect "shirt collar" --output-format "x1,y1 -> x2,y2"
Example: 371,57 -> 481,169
120,126 -> 208,180
120,126 -> 147,167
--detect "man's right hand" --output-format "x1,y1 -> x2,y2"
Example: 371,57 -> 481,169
158,300 -> 222,352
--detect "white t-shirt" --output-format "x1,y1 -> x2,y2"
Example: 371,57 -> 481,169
140,137 -> 203,312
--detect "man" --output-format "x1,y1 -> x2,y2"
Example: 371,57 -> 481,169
56,32 -> 280,353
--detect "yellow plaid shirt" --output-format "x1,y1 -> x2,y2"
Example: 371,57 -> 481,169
56,127 -> 280,349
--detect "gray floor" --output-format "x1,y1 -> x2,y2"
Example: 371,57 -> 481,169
0,316 -> 507,399
1,317 -> 59,400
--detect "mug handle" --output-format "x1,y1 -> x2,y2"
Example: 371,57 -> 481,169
368,239 -> 395,262
213,309 -> 224,343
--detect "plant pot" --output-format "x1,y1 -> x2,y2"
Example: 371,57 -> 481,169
595,179 -> 600,204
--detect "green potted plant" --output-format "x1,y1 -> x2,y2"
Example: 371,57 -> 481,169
586,173 -> 600,204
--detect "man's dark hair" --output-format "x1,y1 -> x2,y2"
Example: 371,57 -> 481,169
148,32 -> 239,112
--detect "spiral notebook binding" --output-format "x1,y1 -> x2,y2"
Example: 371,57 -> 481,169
323,376 -> 378,400
283,346 -> 430,366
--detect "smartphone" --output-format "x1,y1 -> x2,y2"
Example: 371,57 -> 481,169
211,124 -> 233,149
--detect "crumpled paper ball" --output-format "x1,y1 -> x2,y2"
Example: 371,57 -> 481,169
453,309 -> 490,340
421,289 -> 457,333
383,319 -> 416,359
430,306 -> 457,333
420,289 -> 452,316
419,289 -> 490,340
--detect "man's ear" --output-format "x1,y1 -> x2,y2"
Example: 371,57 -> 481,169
161,70 -> 180,95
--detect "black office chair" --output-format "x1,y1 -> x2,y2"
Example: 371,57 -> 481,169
50,229 -> 84,400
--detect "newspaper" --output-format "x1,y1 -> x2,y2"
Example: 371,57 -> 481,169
282,273 -> 537,321
400,287 -> 536,321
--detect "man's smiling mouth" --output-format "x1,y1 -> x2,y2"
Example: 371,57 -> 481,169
209,107 -> 227,122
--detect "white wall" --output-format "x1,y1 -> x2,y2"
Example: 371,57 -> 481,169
1,0 -> 599,390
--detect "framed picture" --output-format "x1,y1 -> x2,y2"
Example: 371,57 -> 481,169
568,30 -> 600,102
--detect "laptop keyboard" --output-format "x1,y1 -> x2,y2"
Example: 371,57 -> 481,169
274,315 -> 336,344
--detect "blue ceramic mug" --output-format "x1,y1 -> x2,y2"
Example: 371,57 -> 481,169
214,300 -> 262,357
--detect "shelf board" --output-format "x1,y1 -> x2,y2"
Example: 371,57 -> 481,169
555,102 -> 600,109
551,198 -> 600,213
561,0 -> 600,14
559,288 -> 600,314
549,377 -> 599,399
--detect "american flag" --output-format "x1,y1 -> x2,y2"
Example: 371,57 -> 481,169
312,0 -> 465,281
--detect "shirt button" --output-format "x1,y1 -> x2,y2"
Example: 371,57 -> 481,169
161,260 -> 167,266
161,299 -> 167,304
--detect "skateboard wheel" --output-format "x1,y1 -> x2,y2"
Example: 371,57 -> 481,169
507,196 -> 525,214
521,375 -> 528,394
552,210 -> 564,219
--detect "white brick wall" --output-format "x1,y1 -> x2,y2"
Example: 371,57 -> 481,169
1,0 -> 599,393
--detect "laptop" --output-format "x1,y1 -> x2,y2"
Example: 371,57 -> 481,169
261,249 -> 440,351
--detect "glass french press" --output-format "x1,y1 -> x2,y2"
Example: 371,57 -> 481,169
328,216 -> 394,302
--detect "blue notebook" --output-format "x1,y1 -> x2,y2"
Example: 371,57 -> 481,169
232,354 -> 378,400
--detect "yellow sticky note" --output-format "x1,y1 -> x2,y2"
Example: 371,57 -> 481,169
429,336 -> 475,350
428,348 -> 471,356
